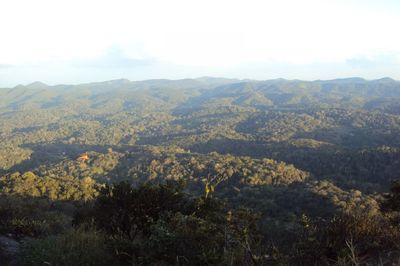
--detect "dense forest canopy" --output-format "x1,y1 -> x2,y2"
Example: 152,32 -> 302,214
1,77 -> 400,265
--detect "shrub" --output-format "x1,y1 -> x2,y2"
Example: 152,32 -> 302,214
293,213 -> 400,265
74,181 -> 263,265
0,195 -> 71,237
20,226 -> 114,266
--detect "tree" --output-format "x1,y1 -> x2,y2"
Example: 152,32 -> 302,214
381,180 -> 400,212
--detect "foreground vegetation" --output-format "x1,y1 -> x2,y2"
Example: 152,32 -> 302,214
0,180 -> 399,265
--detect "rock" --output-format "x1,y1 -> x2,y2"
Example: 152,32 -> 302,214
0,236 -> 20,265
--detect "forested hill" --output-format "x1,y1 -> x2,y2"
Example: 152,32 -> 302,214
1,77 -> 399,190
1,77 -> 400,265
1,77 -> 400,112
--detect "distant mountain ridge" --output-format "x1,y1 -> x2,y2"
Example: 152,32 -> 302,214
0,77 -> 399,114
10,76 -> 399,89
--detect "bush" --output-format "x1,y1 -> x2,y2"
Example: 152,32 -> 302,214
74,181 -> 263,265
20,226 -> 115,266
0,195 -> 71,237
293,213 -> 400,265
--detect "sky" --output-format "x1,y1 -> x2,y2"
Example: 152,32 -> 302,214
0,0 -> 399,86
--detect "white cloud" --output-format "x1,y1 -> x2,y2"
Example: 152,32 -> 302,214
0,0 -> 399,84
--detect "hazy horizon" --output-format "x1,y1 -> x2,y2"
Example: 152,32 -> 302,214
1,0 -> 399,86
2,75 -> 398,89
